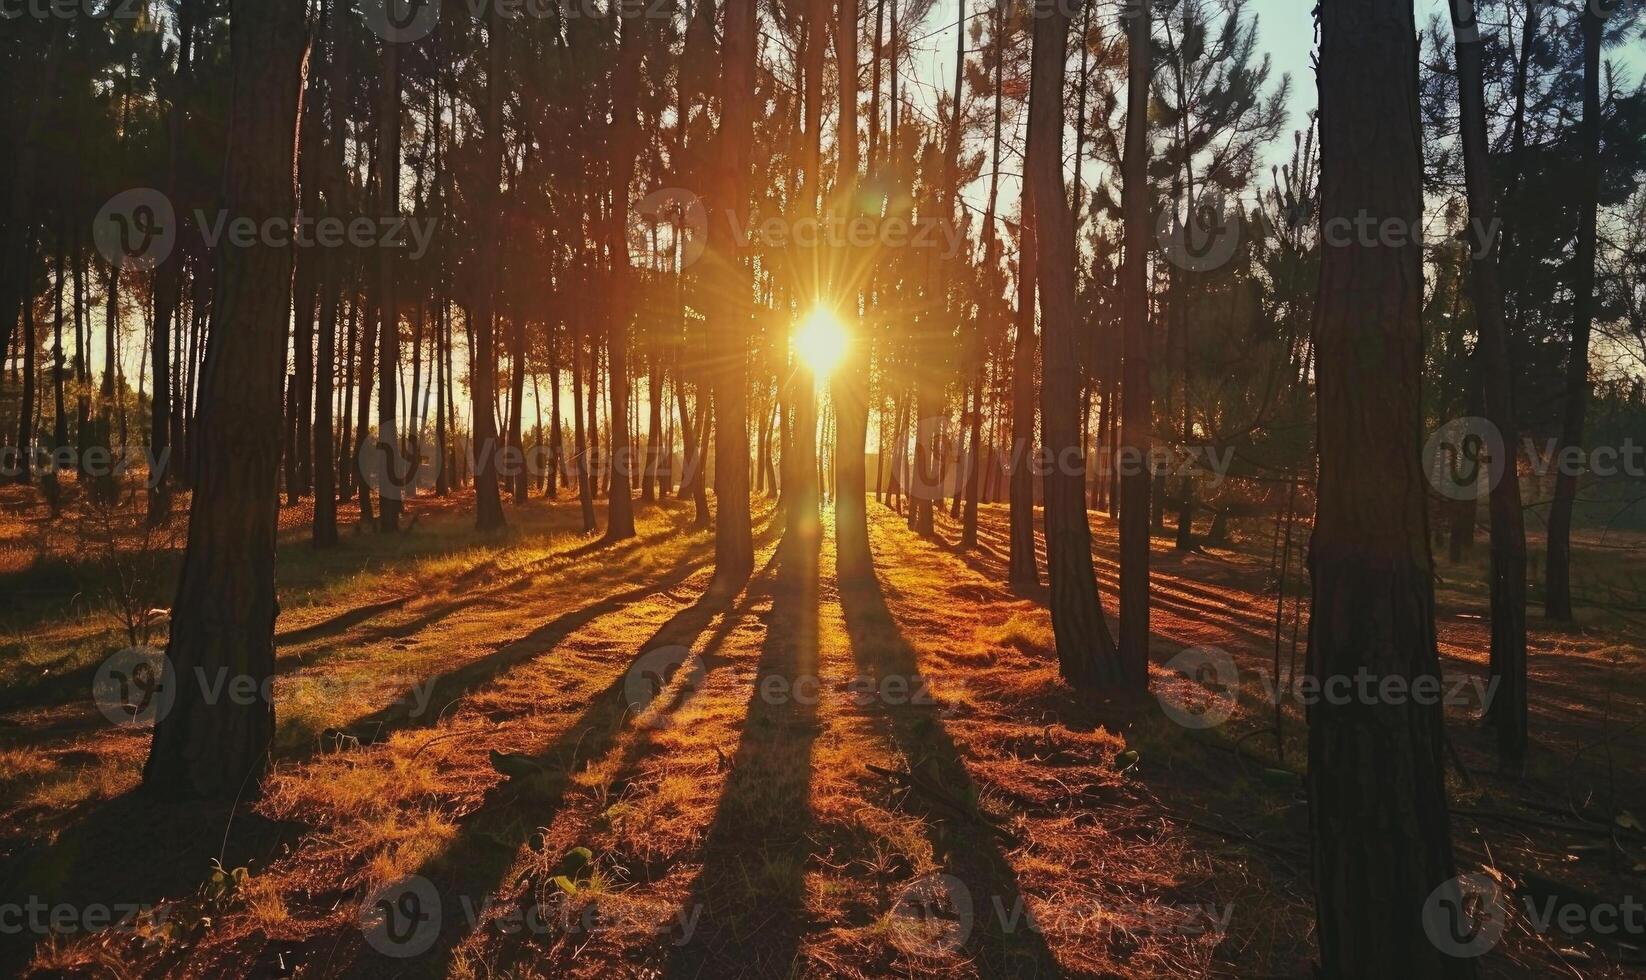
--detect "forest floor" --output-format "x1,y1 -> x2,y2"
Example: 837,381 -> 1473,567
0,485 -> 1643,978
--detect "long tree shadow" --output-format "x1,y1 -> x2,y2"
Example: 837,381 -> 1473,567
0,791 -> 304,974
664,535 -> 820,979
331,541 -> 784,976
0,524 -> 715,972
328,555 -> 720,746
839,547 -> 1064,978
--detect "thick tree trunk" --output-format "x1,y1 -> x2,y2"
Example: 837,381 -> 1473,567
1544,5 -> 1605,622
143,0 -> 307,799
1117,0 -> 1152,681
1308,0 -> 1467,971
1027,0 -> 1122,687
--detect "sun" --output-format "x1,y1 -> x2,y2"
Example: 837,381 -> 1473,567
794,306 -> 849,379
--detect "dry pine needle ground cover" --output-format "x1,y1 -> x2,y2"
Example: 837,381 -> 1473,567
0,485 -> 1642,978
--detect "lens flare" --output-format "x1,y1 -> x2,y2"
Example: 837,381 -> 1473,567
794,306 -> 849,379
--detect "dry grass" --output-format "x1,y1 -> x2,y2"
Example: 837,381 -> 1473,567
0,489 -> 1642,978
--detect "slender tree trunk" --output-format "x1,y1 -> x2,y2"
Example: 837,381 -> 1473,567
1448,0 -> 1529,768
834,0 -> 871,572
0,26 -> 57,425
144,0 -> 307,798
313,0 -> 348,547
571,288 -> 597,532
374,35 -> 402,532
17,254 -> 35,483
52,219 -> 67,455
1308,0 -> 1466,970
1028,0 -> 1121,686
548,317 -> 563,498
961,24 -> 1001,549
471,4 -> 507,532
147,0 -> 194,518
644,351 -> 663,502
602,0 -> 643,540
507,312 -> 528,504
1544,3 -> 1606,622
1008,186 -> 1040,585
1117,0 -> 1152,681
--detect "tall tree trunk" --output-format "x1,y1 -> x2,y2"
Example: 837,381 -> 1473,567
788,0 -> 826,544
148,0 -> 194,519
17,253 -> 35,483
471,3 -> 507,532
1544,4 -> 1605,622
507,312 -> 528,504
375,34 -> 402,532
571,287 -> 597,532
603,0 -> 643,541
1117,0 -> 1152,680
548,316 -> 563,498
1448,0 -> 1529,768
313,0 -> 349,547
1,25 -> 57,424
710,0 -> 758,585
834,0 -> 871,574
1308,0 -> 1466,971
644,351 -> 662,501
1027,0 -> 1121,687
52,218 -> 67,455
961,18 -> 1001,550
144,0 -> 307,798
1007,185 -> 1040,586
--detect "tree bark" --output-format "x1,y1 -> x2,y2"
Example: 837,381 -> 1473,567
471,4 -> 507,532
1448,0 -> 1530,764
1117,0 -> 1152,681
710,0 -> 758,585
1308,0 -> 1466,970
834,0 -> 872,575
1027,0 -> 1122,687
375,33 -> 402,532
602,0 -> 644,541
1008,189 -> 1040,586
1544,4 -> 1606,621
143,0 -> 307,799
